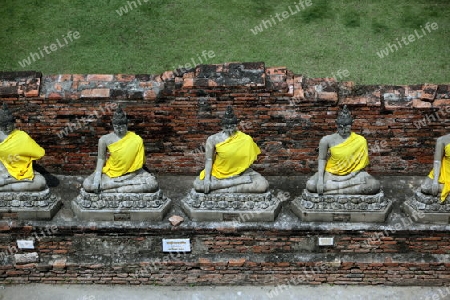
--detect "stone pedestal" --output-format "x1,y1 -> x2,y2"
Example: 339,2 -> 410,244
401,190 -> 450,224
72,189 -> 172,221
0,188 -> 62,220
181,189 -> 282,222
291,190 -> 392,222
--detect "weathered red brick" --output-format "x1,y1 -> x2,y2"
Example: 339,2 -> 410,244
342,96 -> 367,106
80,88 -> 110,98
433,99 -> 450,106
412,99 -> 432,108
228,258 -> 246,267
86,74 -> 114,81
421,84 -> 438,101
53,259 -> 67,269
0,221 -> 11,231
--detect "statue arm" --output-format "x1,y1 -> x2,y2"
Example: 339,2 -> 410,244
432,137 -> 445,195
93,137 -> 107,193
316,137 -> 329,194
203,137 -> 215,193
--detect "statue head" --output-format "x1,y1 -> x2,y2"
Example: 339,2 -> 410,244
220,106 -> 238,136
336,105 -> 353,125
336,105 -> 353,138
112,105 -> 128,138
0,103 -> 15,134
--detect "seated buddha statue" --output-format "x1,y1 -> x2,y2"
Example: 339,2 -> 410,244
0,103 -> 46,192
306,105 -> 380,195
420,133 -> 450,203
82,105 -> 158,193
193,106 -> 269,194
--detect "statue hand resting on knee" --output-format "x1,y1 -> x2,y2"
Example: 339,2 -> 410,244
193,106 -> 268,194
83,105 -> 158,193
306,105 -> 380,195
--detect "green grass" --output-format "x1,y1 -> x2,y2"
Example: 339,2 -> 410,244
0,0 -> 449,84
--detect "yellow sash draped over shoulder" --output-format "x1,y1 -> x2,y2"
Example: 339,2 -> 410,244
102,132 -> 145,178
325,132 -> 369,176
0,130 -> 45,180
428,143 -> 450,202
199,131 -> 260,180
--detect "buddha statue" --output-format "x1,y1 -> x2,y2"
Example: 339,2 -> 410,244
0,103 -> 46,192
193,106 -> 269,194
82,106 -> 158,193
420,133 -> 450,203
306,105 -> 380,195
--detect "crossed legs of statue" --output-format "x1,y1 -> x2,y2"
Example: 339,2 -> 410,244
0,172 -> 47,192
83,169 -> 159,193
306,171 -> 380,195
193,168 -> 269,194
0,159 -> 47,192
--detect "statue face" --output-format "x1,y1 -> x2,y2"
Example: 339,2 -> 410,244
337,124 -> 351,139
222,124 -> 237,136
113,124 -> 128,138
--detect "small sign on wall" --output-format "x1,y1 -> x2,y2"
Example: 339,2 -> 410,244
318,237 -> 334,246
162,238 -> 191,252
17,240 -> 35,249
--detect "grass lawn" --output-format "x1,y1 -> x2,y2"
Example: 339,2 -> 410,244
0,0 -> 449,84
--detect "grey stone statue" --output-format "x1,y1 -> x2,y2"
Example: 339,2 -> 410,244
82,106 -> 158,193
291,105 -> 390,222
182,106 -> 281,222
0,103 -> 61,220
420,133 -> 450,203
306,105 -> 380,195
0,103 -> 46,192
193,106 -> 268,194
401,134 -> 450,223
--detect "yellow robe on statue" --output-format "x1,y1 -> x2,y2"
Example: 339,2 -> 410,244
428,143 -> 450,202
0,130 -> 45,180
199,131 -> 260,180
326,132 -> 369,176
102,132 -> 145,178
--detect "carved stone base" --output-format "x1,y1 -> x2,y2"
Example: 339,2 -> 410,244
72,189 -> 172,221
0,188 -> 62,220
181,189 -> 282,222
401,190 -> 450,224
291,189 -> 392,222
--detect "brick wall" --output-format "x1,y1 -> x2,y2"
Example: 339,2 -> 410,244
0,223 -> 449,286
1,62 -> 449,176
0,64 -> 449,287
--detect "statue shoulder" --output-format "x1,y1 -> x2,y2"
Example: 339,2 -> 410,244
206,132 -> 225,145
436,136 -> 450,150
319,133 -> 335,145
437,134 -> 450,145
99,133 -> 116,146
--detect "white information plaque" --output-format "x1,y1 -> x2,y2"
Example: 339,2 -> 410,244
162,238 -> 191,252
17,240 -> 35,249
318,237 -> 334,246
